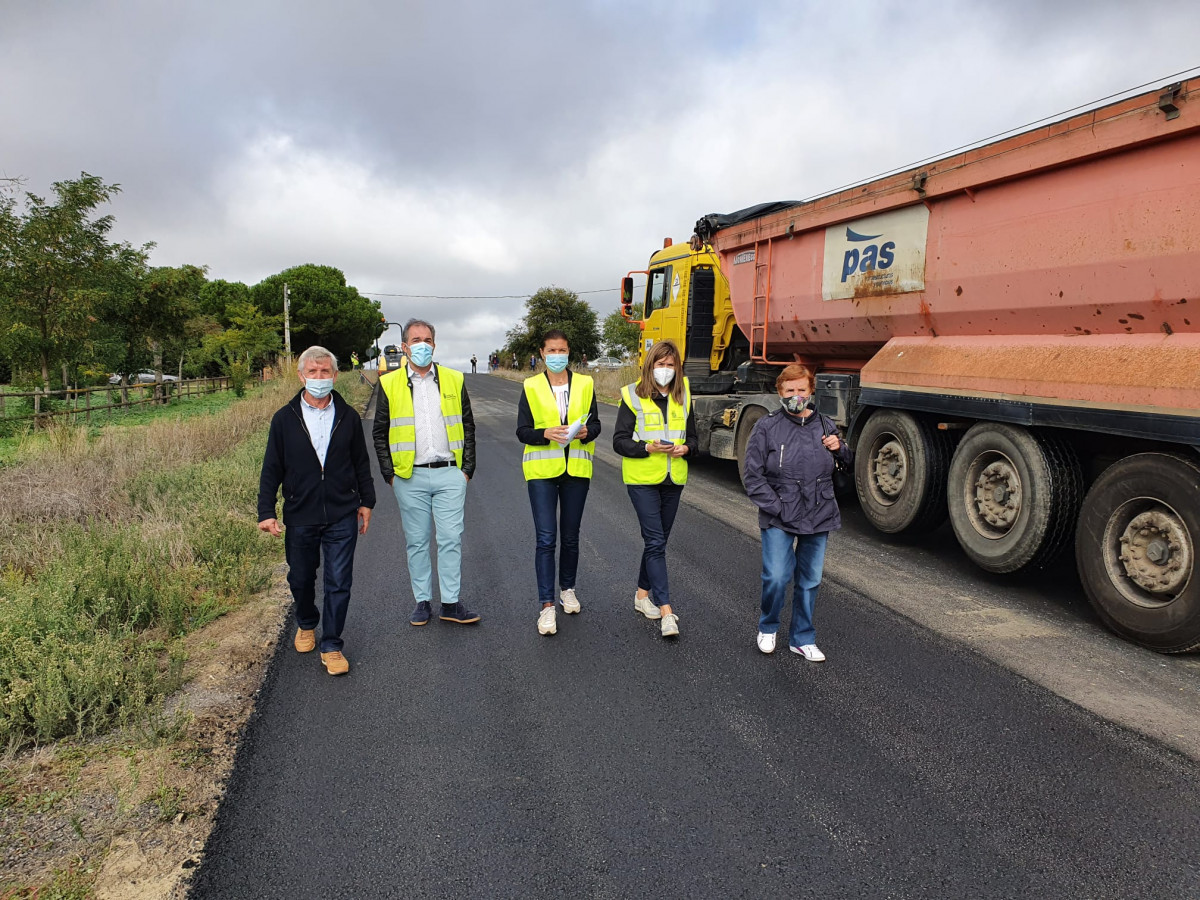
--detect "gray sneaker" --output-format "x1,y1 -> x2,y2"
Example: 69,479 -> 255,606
560,588 -> 581,614
633,592 -> 662,620
660,613 -> 680,638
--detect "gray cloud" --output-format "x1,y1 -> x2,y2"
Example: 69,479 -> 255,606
3,0 -> 1198,369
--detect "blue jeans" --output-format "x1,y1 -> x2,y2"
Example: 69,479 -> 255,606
627,482 -> 684,607
528,474 -> 590,607
284,511 -> 359,652
760,528 -> 828,647
392,466 -> 468,606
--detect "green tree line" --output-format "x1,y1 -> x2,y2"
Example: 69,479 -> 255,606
501,286 -> 641,367
0,173 -> 385,392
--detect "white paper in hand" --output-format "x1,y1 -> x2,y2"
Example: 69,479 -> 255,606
562,412 -> 589,444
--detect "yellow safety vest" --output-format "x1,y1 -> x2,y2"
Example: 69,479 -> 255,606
380,363 -> 466,479
522,373 -> 595,481
620,378 -> 691,486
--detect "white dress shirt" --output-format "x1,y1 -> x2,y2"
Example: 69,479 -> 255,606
410,367 -> 455,465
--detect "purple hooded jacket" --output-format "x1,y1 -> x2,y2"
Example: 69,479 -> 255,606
742,407 -> 853,535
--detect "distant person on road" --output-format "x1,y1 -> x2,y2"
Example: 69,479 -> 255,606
742,364 -> 851,662
257,346 -> 376,676
516,329 -> 602,636
613,340 -> 695,639
372,318 -> 480,628
471,354 -> 478,374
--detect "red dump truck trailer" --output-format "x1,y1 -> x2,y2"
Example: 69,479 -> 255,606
621,79 -> 1200,651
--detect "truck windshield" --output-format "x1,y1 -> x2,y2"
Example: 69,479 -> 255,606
644,267 -> 671,318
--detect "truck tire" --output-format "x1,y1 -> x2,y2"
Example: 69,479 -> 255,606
854,410 -> 951,534
736,405 -> 767,485
1075,452 -> 1200,653
947,423 -> 1082,574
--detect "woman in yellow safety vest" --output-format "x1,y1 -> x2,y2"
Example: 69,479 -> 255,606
613,339 -> 695,639
516,329 -> 601,636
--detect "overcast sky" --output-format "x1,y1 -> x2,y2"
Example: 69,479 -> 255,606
3,0 -> 1198,368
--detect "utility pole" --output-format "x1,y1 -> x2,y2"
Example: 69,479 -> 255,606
283,282 -> 292,366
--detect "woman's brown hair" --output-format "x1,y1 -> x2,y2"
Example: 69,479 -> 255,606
635,340 -> 685,404
775,364 -> 815,394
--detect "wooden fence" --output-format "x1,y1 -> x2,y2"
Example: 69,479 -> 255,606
0,377 -> 234,426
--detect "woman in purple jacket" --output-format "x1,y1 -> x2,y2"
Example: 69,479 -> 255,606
742,364 -> 853,661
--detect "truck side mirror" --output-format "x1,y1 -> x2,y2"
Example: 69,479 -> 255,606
621,276 -> 635,319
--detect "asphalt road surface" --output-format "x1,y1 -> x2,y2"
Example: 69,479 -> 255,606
191,375 -> 1200,900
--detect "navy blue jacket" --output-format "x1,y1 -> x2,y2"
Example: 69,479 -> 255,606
257,390 -> 376,526
742,408 -> 852,535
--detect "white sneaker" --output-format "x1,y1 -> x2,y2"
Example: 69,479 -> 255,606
791,643 -> 826,662
537,606 -> 557,635
634,592 -> 662,620
757,632 -> 776,654
660,613 -> 680,637
560,588 -> 581,614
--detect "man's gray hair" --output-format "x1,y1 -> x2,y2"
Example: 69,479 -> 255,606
296,345 -> 339,373
402,318 -> 436,342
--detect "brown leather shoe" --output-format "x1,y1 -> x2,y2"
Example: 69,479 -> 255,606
294,628 -> 316,653
320,651 -> 350,675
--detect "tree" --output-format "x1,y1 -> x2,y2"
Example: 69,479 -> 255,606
198,279 -> 251,328
601,308 -> 641,359
0,173 -> 130,390
249,264 -> 383,364
202,302 -> 282,372
503,287 -> 599,366
143,264 -> 207,373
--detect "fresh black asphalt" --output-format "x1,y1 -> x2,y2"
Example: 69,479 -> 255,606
190,375 -> 1200,899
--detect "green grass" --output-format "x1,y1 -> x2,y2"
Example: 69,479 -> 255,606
0,385 -> 248,468
0,376 -> 329,749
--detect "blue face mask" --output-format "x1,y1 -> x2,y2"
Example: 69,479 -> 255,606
544,353 -> 569,373
407,342 -> 434,367
305,378 -> 334,399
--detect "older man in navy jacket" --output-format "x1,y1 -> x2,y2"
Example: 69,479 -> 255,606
258,346 -> 376,675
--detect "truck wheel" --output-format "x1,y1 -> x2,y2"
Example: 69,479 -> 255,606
1075,453 -> 1200,652
736,405 -> 767,485
854,410 -> 951,534
947,423 -> 1082,573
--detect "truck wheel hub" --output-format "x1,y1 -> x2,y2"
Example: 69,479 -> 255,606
871,440 -> 907,500
969,457 -> 1022,536
1118,510 -> 1192,595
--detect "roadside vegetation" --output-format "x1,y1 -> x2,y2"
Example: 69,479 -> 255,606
0,385 -> 244,468
0,371 -> 371,897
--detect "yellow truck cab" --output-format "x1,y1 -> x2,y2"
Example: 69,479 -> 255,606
622,238 -> 742,389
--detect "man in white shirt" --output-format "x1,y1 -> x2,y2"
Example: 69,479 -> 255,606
372,319 -> 479,627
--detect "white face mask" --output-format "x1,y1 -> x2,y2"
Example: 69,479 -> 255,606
652,366 -> 675,387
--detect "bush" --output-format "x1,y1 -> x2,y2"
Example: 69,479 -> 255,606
229,359 -> 251,397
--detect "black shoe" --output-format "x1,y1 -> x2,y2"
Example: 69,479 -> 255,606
439,602 -> 481,624
410,601 -> 432,626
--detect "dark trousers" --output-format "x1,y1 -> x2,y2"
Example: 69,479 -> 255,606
528,473 -> 591,606
284,511 -> 358,652
627,482 -> 684,607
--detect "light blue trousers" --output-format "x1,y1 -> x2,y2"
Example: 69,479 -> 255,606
392,466 -> 468,606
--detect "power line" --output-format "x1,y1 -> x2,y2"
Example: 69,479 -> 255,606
362,287 -> 621,300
